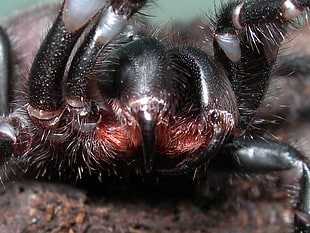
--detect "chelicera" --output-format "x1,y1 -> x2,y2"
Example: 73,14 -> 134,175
0,0 -> 309,232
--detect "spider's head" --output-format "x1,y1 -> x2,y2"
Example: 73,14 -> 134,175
96,37 -> 237,173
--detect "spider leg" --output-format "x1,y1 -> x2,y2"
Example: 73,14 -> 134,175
65,5 -> 138,117
0,27 -> 18,183
211,2 -> 310,231
1,0 -> 148,179
27,0 -> 147,128
157,0 -> 310,175
216,136 -> 310,233
213,0 -> 310,132
0,27 -> 11,116
27,0 -> 107,128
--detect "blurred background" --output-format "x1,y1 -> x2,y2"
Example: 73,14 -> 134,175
0,0 -> 220,22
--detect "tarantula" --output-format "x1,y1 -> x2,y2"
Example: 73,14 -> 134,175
0,0 -> 309,231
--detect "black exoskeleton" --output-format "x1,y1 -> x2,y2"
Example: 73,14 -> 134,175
0,0 -> 309,232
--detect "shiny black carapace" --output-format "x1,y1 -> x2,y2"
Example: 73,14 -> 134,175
0,0 -> 309,231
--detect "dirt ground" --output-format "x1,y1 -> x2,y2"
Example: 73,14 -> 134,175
0,171 -> 295,233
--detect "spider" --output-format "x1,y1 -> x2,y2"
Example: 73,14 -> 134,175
0,0 -> 309,232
